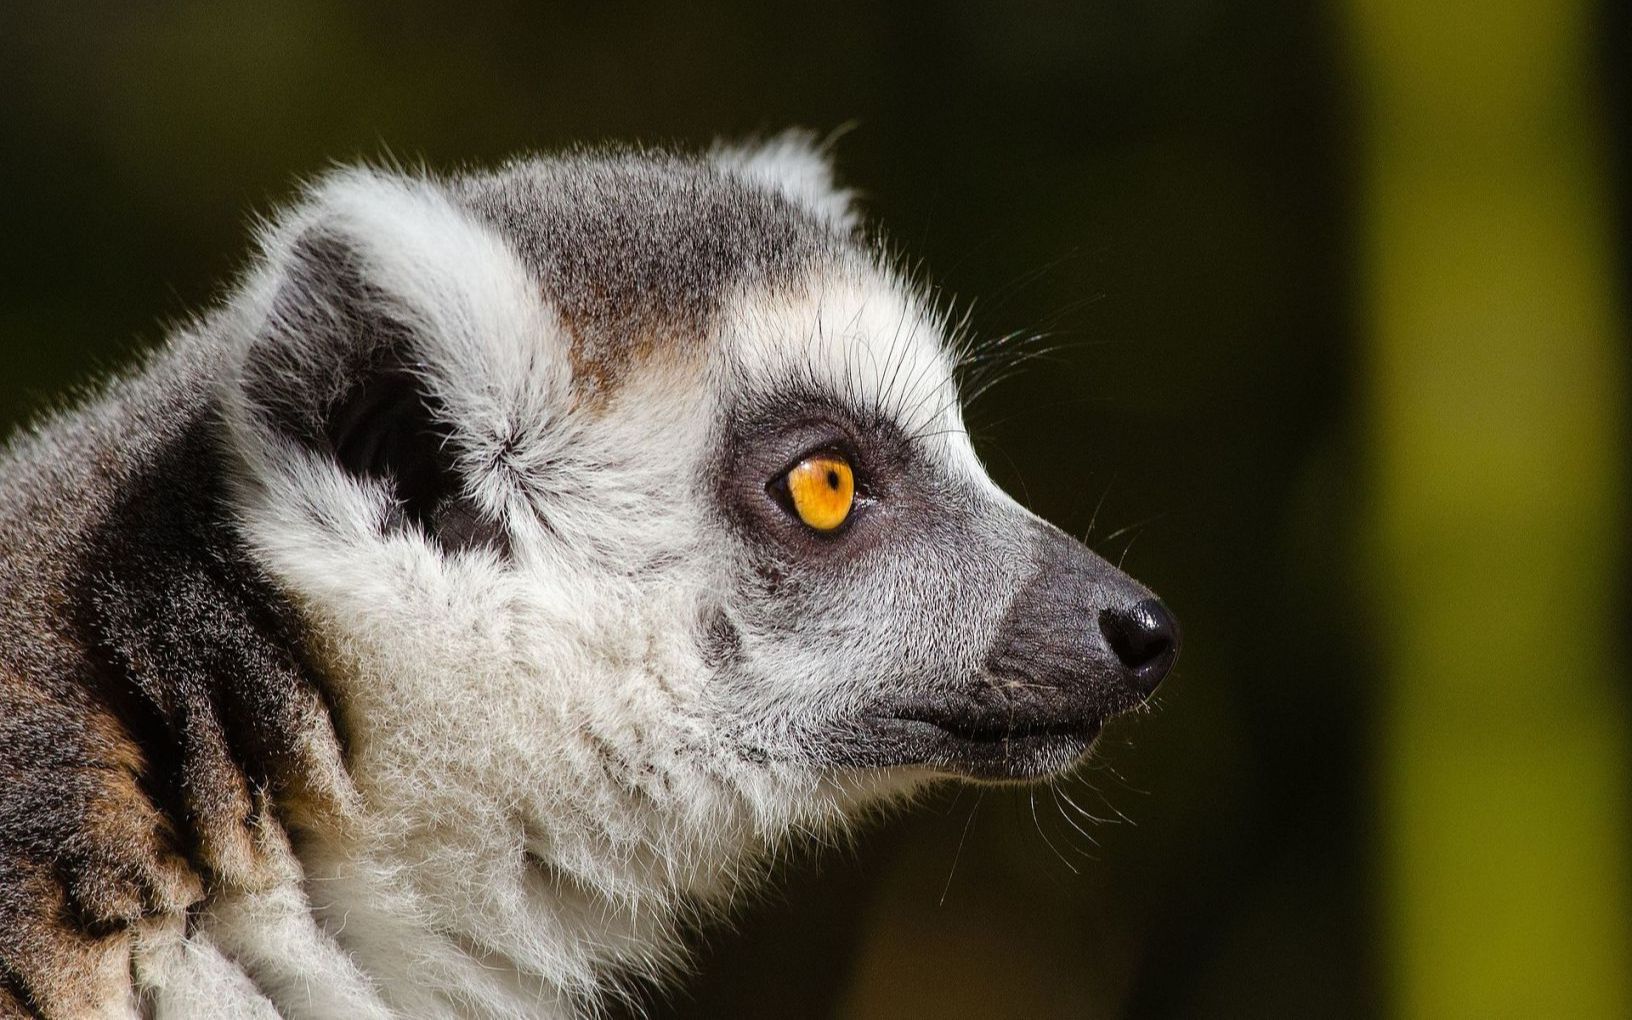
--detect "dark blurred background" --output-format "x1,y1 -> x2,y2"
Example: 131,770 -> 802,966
1,3 -> 1627,1017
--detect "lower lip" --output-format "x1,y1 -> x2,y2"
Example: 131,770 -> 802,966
891,717 -> 1104,780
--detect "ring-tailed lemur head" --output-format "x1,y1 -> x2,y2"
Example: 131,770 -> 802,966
206,136 -> 1177,1012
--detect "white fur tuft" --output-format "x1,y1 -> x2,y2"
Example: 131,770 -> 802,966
712,129 -> 860,233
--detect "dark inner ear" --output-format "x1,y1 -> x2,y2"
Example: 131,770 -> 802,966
244,230 -> 506,555
325,357 -> 457,536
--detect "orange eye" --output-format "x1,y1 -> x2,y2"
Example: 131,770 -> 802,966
785,453 -> 855,532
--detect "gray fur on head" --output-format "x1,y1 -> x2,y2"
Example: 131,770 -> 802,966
0,132 -> 1176,1018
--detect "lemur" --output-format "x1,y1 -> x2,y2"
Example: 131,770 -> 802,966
0,134 -> 1178,1019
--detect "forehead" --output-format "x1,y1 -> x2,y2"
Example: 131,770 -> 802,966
452,151 -> 843,393
718,264 -> 982,480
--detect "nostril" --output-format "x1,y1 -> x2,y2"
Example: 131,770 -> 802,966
1098,598 -> 1180,696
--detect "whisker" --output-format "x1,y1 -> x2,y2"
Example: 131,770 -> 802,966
1099,512 -> 1167,547
1049,782 -> 1102,853
1117,530 -> 1142,570
1055,782 -> 1117,827
938,789 -> 986,906
1029,788 -> 1079,875
1083,477 -> 1116,542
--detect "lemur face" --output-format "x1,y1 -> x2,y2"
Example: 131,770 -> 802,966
218,143 -> 1175,984
705,273 -> 1176,781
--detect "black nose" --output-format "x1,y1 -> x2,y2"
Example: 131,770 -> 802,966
1098,598 -> 1180,697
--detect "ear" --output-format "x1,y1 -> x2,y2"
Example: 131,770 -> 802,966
229,168 -> 567,554
712,128 -> 860,234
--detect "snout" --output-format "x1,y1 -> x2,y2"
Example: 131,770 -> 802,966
983,520 -> 1180,712
845,520 -> 1178,781
856,521 -> 1179,781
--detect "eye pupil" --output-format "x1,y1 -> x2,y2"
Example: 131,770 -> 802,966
825,470 -> 839,489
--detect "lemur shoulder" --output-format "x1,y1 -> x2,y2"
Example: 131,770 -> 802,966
0,135 -> 1178,1019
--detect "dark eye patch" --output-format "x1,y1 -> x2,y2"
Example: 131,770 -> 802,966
714,389 -> 930,561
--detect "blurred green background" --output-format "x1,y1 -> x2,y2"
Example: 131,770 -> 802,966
1,3 -> 1627,1017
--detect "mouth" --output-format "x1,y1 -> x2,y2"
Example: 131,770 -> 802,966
860,705 -> 1104,781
